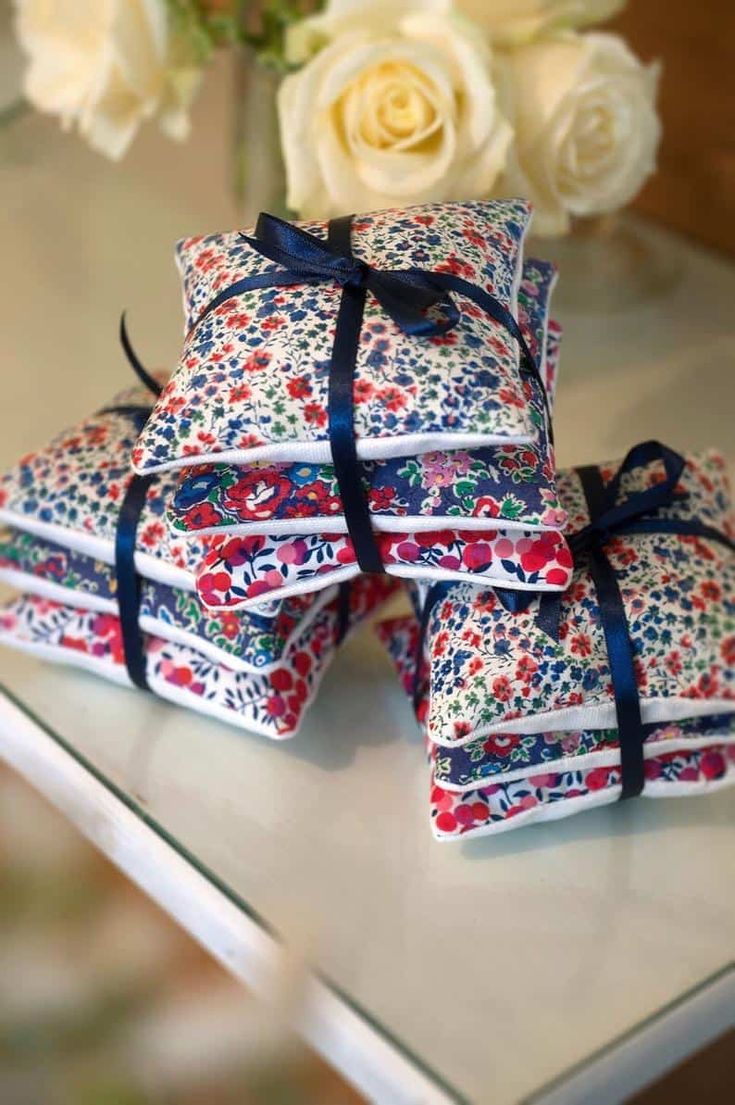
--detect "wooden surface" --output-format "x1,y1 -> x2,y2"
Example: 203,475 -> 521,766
614,0 -> 735,255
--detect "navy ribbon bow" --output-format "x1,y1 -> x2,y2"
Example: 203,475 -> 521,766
415,440 -> 735,801
192,212 -> 548,575
537,440 -> 735,799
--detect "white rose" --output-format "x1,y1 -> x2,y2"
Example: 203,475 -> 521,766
498,32 -> 660,236
13,0 -> 199,160
279,0 -> 512,218
457,1 -> 626,45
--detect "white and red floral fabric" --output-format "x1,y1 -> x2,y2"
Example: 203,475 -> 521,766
0,574 -> 395,740
133,200 -> 537,473
377,612 -> 735,840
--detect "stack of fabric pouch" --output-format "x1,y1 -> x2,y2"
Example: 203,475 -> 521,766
0,385 -> 395,738
131,202 -> 572,608
377,444 -> 735,838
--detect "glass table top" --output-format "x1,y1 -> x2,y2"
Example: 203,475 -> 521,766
1,57 -> 734,1105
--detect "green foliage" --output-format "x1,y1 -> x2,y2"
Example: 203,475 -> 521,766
164,0 -> 322,72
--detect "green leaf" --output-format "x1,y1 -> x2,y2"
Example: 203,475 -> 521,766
498,494 -> 526,520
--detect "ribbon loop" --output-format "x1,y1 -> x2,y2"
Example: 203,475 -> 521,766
119,313 -> 164,398
580,440 -> 687,544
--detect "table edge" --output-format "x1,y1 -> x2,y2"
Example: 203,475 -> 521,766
524,964 -> 734,1105
2,680 -> 732,1105
0,683 -> 466,1105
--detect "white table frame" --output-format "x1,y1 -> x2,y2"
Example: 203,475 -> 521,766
2,685 -> 732,1105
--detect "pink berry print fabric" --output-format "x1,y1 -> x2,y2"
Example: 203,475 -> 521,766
0,574 -> 396,740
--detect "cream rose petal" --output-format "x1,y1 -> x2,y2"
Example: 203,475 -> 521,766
111,0 -> 167,100
15,0 -> 112,122
402,15 -> 489,148
335,40 -> 458,195
286,0 -> 454,63
278,48 -> 340,215
499,31 -> 660,235
279,8 -> 511,219
457,1 -> 626,45
80,68 -> 150,160
13,0 -> 198,159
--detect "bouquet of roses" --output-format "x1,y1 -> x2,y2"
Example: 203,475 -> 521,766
11,0 -> 659,235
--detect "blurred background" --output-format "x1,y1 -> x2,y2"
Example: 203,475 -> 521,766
613,0 -> 735,256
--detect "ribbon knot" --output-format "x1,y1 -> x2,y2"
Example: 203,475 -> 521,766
570,440 -> 687,557
338,256 -> 369,290
240,212 -> 459,338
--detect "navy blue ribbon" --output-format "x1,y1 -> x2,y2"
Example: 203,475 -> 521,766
190,212 -> 548,573
101,315 -> 163,690
326,217 -> 383,573
119,312 -> 164,398
114,474 -> 155,690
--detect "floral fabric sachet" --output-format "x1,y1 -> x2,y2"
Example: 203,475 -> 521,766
166,260 -> 563,539
0,384 -> 216,586
378,613 -> 735,840
0,527 -> 324,674
0,574 -> 395,740
0,386 -> 337,670
419,449 -> 735,749
132,200 -> 538,474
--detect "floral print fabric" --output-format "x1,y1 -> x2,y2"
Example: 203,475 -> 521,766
0,575 -> 396,740
195,524 -> 573,610
0,384 -> 212,584
0,527 -> 329,674
427,746 -> 735,840
377,611 -> 735,839
166,259 -> 563,538
184,263 -> 572,607
418,450 -> 735,747
132,200 -> 537,473
379,613 -> 735,786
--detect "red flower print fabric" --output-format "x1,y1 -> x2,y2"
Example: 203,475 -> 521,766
0,575 -> 396,740
376,612 -> 735,840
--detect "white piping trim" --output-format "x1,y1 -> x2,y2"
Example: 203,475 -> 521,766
0,566 -> 336,676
